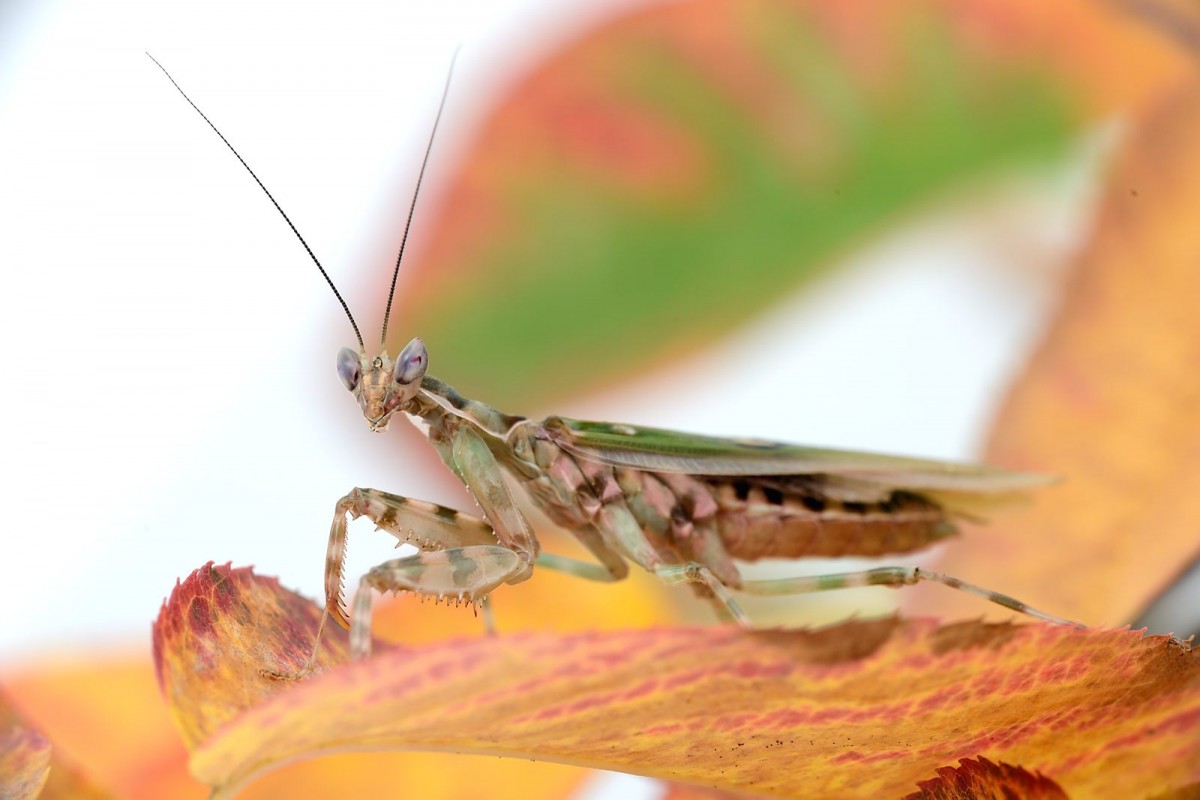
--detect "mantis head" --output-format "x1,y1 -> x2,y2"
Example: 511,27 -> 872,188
336,337 -> 428,432
326,59 -> 455,435
151,53 -> 453,435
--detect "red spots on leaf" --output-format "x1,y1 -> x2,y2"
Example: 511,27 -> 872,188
187,598 -> 213,639
915,685 -> 970,715
152,563 -> 352,749
642,722 -> 685,737
729,660 -> 794,680
619,679 -> 659,702
663,669 -> 705,692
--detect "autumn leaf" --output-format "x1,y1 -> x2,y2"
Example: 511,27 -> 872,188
152,564 -> 353,750
151,563 -> 1200,799
0,691 -> 114,800
4,662 -> 206,800
389,0 -> 1195,408
662,785 -> 758,800
0,703 -> 50,800
144,559 -> 687,799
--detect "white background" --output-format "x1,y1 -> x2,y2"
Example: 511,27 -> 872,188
0,0 -> 1101,672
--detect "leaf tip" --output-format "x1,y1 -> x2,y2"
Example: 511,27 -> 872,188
905,756 -> 1068,800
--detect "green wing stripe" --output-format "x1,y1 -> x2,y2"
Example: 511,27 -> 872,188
543,417 -> 1052,492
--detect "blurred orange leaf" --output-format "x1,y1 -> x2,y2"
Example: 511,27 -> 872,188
907,75 -> 1200,628
8,518 -> 683,800
662,785 -> 759,800
1,701 -> 50,800
153,564 -> 1200,799
5,631 -> 625,800
0,690 -> 115,800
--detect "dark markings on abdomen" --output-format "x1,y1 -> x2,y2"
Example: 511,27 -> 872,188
706,477 -> 957,560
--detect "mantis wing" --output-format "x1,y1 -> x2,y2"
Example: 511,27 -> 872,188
542,417 -> 1053,502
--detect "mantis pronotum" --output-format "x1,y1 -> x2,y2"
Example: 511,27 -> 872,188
151,54 -> 1083,677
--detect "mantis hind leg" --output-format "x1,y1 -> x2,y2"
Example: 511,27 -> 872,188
581,501 -> 753,625
654,563 -> 1086,629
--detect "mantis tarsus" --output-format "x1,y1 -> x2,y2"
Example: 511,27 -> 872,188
150,54 -> 1084,678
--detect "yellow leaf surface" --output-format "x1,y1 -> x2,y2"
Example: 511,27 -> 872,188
0,689 -> 115,800
908,76 -> 1200,627
153,564 -> 1200,799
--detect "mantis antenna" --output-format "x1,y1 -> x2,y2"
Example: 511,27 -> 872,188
381,47 -> 459,349
147,52 -> 364,349
149,51 -> 460,352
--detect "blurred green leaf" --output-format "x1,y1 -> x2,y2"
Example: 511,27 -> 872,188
399,3 -> 1080,406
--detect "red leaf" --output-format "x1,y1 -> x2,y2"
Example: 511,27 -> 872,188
905,757 -> 1068,799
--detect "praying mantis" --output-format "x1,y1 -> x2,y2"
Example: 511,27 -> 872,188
150,54 -> 1082,675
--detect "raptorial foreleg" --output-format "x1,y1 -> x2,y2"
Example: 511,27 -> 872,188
342,421 -> 626,662
322,488 -> 505,628
348,544 -> 527,658
346,541 -> 641,658
265,488 -> 526,679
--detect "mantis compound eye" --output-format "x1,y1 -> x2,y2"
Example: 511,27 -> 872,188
393,337 -> 428,385
336,347 -> 362,391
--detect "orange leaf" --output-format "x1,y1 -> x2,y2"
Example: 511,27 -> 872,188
662,785 -> 760,800
907,76 -> 1200,627
7,559 -> 665,800
0,689 -> 115,800
154,565 -> 1200,799
6,659 -> 205,800
151,563 -> 676,799
0,703 -> 50,800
